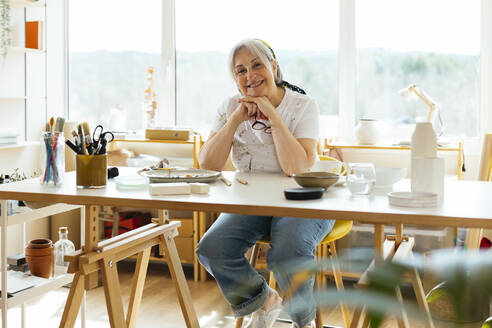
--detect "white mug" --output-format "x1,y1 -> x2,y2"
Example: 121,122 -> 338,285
310,156 -> 347,176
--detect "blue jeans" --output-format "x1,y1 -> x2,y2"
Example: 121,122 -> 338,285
196,213 -> 335,327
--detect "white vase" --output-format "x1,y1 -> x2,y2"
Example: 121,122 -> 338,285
411,122 -> 437,158
355,119 -> 379,145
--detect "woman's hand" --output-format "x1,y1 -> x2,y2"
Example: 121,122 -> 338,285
230,102 -> 259,124
238,96 -> 276,121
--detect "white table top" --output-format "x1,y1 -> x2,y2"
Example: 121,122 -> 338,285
0,167 -> 491,229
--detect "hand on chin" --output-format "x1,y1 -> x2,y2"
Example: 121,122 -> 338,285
246,87 -> 264,97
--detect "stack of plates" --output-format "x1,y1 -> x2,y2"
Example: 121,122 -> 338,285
388,191 -> 439,208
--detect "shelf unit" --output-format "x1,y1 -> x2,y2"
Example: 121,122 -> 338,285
0,202 -> 86,327
323,139 -> 464,180
0,141 -> 38,150
0,0 -> 47,142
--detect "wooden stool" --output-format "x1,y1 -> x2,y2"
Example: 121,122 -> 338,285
235,220 -> 353,328
61,207 -> 199,328
350,226 -> 435,328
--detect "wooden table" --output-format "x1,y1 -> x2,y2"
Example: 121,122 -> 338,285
1,168 -> 491,327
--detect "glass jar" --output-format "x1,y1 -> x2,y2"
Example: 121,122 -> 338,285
347,163 -> 376,195
54,227 -> 75,276
40,132 -> 65,185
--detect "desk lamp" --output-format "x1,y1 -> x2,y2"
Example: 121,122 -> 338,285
398,84 -> 439,123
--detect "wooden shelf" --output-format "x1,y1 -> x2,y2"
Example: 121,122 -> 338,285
10,0 -> 45,8
5,273 -> 73,308
0,96 -> 46,101
8,203 -> 82,226
8,47 -> 45,54
0,141 -> 39,151
113,138 -> 195,145
0,96 -> 27,101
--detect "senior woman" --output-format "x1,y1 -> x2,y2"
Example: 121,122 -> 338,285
196,39 -> 334,328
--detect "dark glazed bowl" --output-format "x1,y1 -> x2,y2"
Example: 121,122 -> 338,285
292,172 -> 340,189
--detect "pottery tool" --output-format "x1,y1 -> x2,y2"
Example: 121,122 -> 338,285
71,130 -> 79,146
49,117 -> 55,133
82,122 -> 93,154
220,176 -> 232,187
236,177 -> 248,185
77,124 -> 88,155
149,182 -> 191,196
66,139 -> 81,154
54,117 -> 65,132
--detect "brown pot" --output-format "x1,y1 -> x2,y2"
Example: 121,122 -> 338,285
25,239 -> 54,278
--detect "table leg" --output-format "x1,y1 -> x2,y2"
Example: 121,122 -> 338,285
199,211 -> 207,281
395,287 -> 410,328
85,205 -> 100,290
409,254 -> 435,328
350,307 -> 364,328
395,224 -> 403,248
126,247 -> 152,328
193,211 -> 199,282
329,241 -> 351,328
162,233 -> 200,327
59,273 -> 86,328
101,257 -> 126,328
374,224 -> 384,260
465,228 -> 483,249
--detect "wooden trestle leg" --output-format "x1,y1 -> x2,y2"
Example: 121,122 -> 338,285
60,273 -> 86,328
60,217 -> 200,328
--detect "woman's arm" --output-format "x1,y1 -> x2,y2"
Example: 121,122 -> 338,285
198,104 -> 251,171
271,130 -> 317,176
238,96 -> 318,176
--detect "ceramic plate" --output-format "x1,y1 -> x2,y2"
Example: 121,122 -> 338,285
388,191 -> 439,208
140,168 -> 221,183
114,175 -> 149,190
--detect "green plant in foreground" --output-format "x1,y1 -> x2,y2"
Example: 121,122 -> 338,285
285,248 -> 492,328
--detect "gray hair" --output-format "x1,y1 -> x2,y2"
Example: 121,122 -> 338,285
228,39 -> 283,86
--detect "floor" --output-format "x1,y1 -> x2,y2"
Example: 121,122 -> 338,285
4,261 -> 487,327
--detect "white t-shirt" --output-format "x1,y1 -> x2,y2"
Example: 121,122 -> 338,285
211,88 -> 319,172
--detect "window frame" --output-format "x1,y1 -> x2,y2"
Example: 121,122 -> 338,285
63,0 -> 492,152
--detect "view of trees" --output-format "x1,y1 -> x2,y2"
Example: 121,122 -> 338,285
69,48 -> 479,137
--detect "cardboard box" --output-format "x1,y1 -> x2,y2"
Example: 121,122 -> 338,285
145,128 -> 190,141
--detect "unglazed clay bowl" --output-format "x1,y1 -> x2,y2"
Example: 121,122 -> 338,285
292,172 -> 340,189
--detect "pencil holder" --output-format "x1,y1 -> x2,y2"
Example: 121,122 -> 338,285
40,132 -> 65,185
76,154 -> 107,188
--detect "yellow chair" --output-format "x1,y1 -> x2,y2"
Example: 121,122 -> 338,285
235,220 -> 353,328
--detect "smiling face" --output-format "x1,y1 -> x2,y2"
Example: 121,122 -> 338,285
233,47 -> 278,98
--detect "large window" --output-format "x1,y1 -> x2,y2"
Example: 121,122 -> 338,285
356,0 -> 480,139
67,0 -> 490,142
68,0 -> 161,130
175,0 -> 339,136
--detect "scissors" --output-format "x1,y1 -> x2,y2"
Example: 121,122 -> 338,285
92,125 -> 114,154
